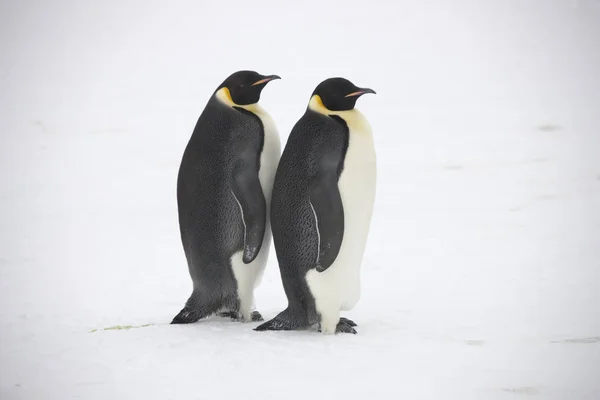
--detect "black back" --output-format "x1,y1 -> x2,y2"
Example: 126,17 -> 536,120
176,95 -> 264,303
270,109 -> 349,323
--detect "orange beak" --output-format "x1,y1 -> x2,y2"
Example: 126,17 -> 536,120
251,75 -> 282,86
345,88 -> 376,97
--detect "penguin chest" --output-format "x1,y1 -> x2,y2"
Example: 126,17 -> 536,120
338,123 -> 377,263
306,114 -> 377,311
256,110 -> 281,208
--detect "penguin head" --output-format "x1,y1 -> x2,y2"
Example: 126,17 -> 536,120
218,70 -> 281,105
311,78 -> 376,111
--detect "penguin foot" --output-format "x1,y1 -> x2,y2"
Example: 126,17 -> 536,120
335,318 -> 358,334
251,311 -> 264,322
339,317 -> 357,327
218,310 -> 264,322
218,311 -> 238,319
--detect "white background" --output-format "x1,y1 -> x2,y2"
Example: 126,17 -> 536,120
1,0 -> 599,399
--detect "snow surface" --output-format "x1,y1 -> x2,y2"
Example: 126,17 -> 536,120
1,0 -> 600,399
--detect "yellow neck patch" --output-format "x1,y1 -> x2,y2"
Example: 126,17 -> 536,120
215,87 -> 262,114
308,94 -> 370,133
308,95 -> 329,114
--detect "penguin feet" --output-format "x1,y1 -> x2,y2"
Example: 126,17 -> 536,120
317,322 -> 357,334
339,317 -> 357,327
335,318 -> 358,334
218,311 -> 238,319
218,310 -> 264,322
251,311 -> 264,322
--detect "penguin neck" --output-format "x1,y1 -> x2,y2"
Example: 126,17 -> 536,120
215,87 -> 265,115
308,95 -> 370,133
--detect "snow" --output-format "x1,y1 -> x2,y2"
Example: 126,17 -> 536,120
1,0 -> 600,399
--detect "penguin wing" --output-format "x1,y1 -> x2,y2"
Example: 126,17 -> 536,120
231,159 -> 266,264
309,168 -> 344,272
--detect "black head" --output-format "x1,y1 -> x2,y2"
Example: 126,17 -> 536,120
217,70 -> 280,105
312,77 -> 376,111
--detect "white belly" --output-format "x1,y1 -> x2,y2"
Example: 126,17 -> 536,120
306,109 -> 377,313
230,106 -> 281,319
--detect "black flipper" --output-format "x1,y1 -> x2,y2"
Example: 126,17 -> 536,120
309,169 -> 344,272
254,308 -> 308,331
231,159 -> 266,264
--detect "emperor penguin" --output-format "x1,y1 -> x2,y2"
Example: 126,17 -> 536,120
172,70 -> 281,324
255,77 -> 377,334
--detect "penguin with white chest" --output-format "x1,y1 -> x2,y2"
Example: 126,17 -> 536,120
172,70 -> 281,324
255,77 -> 376,334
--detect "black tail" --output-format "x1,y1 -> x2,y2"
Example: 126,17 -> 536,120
171,291 -> 215,324
254,308 -> 308,331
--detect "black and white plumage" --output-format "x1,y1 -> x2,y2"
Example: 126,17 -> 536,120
255,77 -> 376,334
172,71 -> 281,324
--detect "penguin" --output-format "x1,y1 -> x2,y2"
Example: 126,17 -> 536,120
172,70 -> 281,324
255,77 -> 376,334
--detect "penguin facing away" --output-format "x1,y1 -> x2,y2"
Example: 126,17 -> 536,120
255,77 -> 377,334
172,70 -> 281,324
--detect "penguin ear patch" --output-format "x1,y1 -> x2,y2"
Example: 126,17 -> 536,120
220,87 -> 234,104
